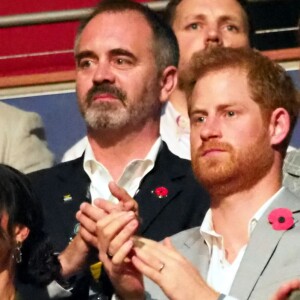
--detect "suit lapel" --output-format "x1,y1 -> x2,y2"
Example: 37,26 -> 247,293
55,156 -> 91,242
57,156 -> 91,201
230,188 -> 300,299
185,231 -> 211,279
135,143 -> 186,235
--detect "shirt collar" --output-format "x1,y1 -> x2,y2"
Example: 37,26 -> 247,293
83,137 -> 162,203
83,137 -> 161,171
200,187 -> 284,251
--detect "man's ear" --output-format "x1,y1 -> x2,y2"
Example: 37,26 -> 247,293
269,108 -> 290,146
159,66 -> 178,103
14,225 -> 30,243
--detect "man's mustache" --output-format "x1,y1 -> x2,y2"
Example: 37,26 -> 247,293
197,140 -> 233,156
86,83 -> 127,104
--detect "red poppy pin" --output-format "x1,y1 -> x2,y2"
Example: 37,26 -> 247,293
268,208 -> 294,231
152,186 -> 168,199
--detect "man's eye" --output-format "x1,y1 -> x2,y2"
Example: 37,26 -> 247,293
197,116 -> 206,123
187,23 -> 200,30
226,111 -> 235,117
78,60 -> 92,69
225,24 -> 239,32
114,57 -> 133,67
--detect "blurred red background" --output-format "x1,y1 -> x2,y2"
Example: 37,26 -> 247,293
0,0 -> 150,80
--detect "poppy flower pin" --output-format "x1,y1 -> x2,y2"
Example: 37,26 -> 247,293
268,208 -> 294,231
152,186 -> 169,199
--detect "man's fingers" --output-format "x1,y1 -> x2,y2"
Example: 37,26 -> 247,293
109,182 -> 136,204
107,219 -> 139,257
110,239 -> 134,265
162,237 -> 175,250
96,211 -> 137,253
79,226 -> 98,248
79,202 -> 106,222
76,210 -> 98,235
94,198 -> 124,213
109,181 -> 139,214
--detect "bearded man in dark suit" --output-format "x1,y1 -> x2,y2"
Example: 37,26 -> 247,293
23,1 -> 210,299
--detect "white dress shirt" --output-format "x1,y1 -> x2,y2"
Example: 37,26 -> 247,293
61,136 -> 87,162
83,137 -> 161,203
200,187 -> 284,298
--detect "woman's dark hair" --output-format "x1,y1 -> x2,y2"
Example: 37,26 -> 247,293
0,227 -> 13,271
0,164 -> 60,286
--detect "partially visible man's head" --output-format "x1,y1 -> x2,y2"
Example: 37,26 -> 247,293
183,47 -> 299,139
165,0 -> 250,29
180,47 -> 299,195
165,0 -> 250,75
75,0 -> 179,131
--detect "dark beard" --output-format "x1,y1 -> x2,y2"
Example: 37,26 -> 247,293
86,82 -> 127,106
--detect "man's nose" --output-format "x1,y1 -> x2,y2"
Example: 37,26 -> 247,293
199,117 -> 222,141
92,61 -> 115,84
204,26 -> 223,48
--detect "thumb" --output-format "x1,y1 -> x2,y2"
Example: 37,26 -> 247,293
108,181 -> 138,213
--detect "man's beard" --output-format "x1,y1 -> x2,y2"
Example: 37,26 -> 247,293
78,82 -> 160,130
191,129 -> 274,197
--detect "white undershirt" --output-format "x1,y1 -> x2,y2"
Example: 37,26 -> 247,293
200,187 -> 284,297
83,137 -> 162,203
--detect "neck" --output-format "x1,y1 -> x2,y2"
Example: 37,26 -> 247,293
169,87 -> 189,117
0,270 -> 15,300
87,121 -> 159,181
209,166 -> 282,263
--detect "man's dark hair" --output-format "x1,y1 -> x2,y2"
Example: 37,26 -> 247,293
75,0 -> 179,73
164,0 -> 254,46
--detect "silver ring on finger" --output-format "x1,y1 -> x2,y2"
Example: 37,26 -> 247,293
158,262 -> 165,273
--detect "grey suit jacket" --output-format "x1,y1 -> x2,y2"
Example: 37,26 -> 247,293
145,188 -> 300,300
284,150 -> 300,195
0,102 -> 54,173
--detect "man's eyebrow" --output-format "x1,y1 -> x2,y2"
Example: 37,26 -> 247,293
109,48 -> 137,60
218,15 -> 242,23
216,104 -> 238,110
190,103 -> 243,114
190,108 -> 207,116
182,13 -> 206,22
75,48 -> 137,64
75,50 -> 97,64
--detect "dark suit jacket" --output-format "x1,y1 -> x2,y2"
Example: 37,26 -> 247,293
23,142 -> 210,299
